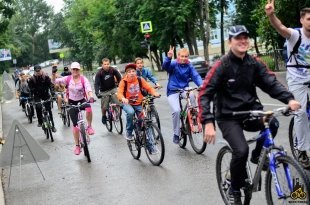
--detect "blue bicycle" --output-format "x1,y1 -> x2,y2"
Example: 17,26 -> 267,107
216,107 -> 310,205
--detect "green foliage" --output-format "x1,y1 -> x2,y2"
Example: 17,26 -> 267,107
259,55 -> 276,71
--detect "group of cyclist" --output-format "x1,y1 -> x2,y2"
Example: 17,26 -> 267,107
13,1 -> 310,203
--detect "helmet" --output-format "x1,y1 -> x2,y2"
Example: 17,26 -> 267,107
52,67 -> 58,73
34,65 -> 42,72
64,66 -> 69,71
125,63 -> 136,72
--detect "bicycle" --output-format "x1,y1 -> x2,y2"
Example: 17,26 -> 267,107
127,96 -> 165,166
100,93 -> 123,134
34,98 -> 54,142
145,86 -> 162,130
20,96 -> 34,123
216,107 -> 310,205
174,87 -> 206,154
55,92 -> 70,127
288,80 -> 310,165
66,101 -> 94,163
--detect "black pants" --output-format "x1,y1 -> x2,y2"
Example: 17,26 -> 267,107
68,99 -> 90,127
35,99 -> 54,127
217,117 -> 279,190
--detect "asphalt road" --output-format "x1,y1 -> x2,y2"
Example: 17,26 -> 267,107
0,71 -> 309,205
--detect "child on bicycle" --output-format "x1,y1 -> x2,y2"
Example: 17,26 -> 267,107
162,47 -> 203,144
55,62 -> 95,155
117,63 -> 160,149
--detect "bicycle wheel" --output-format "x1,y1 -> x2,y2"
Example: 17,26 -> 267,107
179,120 -> 188,148
144,124 -> 165,166
113,106 -> 123,134
187,110 -> 206,154
265,155 -> 310,205
106,111 -> 113,132
149,106 -> 161,130
80,124 -> 91,162
216,146 -> 233,205
46,116 -> 54,142
127,131 -> 141,160
66,109 -> 70,127
61,106 -> 67,125
26,103 -> 33,123
288,117 -> 299,161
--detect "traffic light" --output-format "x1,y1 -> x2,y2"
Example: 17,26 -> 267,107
140,40 -> 148,49
144,33 -> 151,45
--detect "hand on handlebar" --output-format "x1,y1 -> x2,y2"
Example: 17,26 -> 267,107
288,100 -> 301,111
89,97 -> 95,103
122,97 -> 129,104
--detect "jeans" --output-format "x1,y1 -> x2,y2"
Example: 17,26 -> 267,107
122,104 -> 142,135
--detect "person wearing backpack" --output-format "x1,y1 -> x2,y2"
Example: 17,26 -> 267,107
266,0 -> 310,169
198,25 -> 300,205
55,62 -> 95,155
135,57 -> 161,88
94,58 -> 122,125
28,65 -> 57,132
117,63 -> 160,143
162,47 -> 203,144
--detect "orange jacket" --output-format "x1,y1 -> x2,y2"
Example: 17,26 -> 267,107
117,75 -> 158,105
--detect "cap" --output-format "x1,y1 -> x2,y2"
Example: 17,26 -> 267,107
52,67 -> 58,73
70,62 -> 81,69
64,66 -> 69,71
228,25 -> 249,39
34,65 -> 42,72
125,63 -> 136,72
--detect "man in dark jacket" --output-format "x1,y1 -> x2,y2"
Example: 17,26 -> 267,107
28,65 -> 57,132
198,25 -> 300,205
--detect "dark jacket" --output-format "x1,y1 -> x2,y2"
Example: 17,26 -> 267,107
28,74 -> 54,100
94,67 -> 122,94
198,51 -> 294,124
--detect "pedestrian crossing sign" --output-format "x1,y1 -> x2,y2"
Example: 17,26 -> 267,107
140,21 -> 153,33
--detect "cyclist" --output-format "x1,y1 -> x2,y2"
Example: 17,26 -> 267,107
198,25 -> 300,205
94,58 -> 122,125
162,47 -> 203,144
55,62 -> 95,155
51,66 -> 66,114
28,65 -> 57,132
117,64 -> 160,144
61,66 -> 72,77
16,72 -> 33,114
135,57 -> 161,88
265,0 -> 310,168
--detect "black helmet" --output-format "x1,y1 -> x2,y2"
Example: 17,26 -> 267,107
52,67 -> 58,73
34,65 -> 42,72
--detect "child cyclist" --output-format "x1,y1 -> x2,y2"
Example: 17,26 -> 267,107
55,62 -> 95,155
117,63 -> 160,152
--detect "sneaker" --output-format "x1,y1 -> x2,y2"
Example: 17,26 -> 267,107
87,126 -> 95,135
147,144 -> 159,155
51,127 -> 57,133
37,123 -> 42,127
173,134 -> 179,144
297,150 -> 310,169
125,133 -> 134,141
226,187 -> 242,205
74,145 -> 81,155
250,150 -> 269,171
101,116 -> 107,125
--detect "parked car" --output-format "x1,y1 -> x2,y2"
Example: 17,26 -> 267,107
188,55 -> 210,77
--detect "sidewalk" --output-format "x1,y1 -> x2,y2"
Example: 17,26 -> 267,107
0,104 -> 5,205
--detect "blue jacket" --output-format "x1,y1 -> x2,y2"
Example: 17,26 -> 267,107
136,67 -> 157,85
162,57 -> 202,96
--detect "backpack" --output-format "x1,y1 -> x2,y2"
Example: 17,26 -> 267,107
284,28 -> 310,68
123,77 -> 148,98
65,75 -> 87,100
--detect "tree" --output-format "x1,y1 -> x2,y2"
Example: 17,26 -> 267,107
0,0 -> 15,34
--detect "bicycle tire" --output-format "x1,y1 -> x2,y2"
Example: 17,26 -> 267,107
265,155 -> 310,205
179,119 -> 188,148
216,146 -> 233,205
288,117 -> 300,161
187,110 -> 206,154
46,115 -> 54,142
26,103 -> 33,123
66,109 -> 70,127
113,106 -> 123,134
80,123 -> 91,162
144,124 -> 165,166
105,111 -> 113,132
149,106 -> 161,130
61,106 -> 66,125
127,131 -> 141,160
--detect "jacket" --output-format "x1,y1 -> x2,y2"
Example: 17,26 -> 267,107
94,67 -> 122,93
198,51 -> 295,124
117,75 -> 157,106
28,74 -> 54,100
136,67 -> 157,85
162,57 -> 202,96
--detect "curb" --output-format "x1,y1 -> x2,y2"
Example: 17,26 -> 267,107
0,103 -> 5,205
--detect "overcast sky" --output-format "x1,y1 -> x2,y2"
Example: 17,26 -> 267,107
45,0 -> 64,13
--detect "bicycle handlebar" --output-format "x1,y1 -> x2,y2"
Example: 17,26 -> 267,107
66,100 -> 95,109
232,106 -> 291,117
170,87 -> 200,93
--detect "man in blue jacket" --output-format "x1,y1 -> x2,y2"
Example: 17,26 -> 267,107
135,57 -> 161,88
162,46 -> 202,144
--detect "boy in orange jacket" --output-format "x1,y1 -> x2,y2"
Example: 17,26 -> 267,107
117,63 -> 160,143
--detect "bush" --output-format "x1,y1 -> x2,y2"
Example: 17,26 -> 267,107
258,55 -> 276,71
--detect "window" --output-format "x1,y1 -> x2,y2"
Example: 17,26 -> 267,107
210,30 -> 218,40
